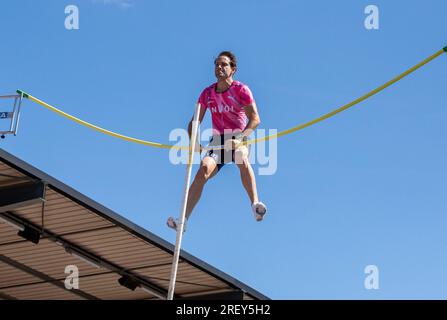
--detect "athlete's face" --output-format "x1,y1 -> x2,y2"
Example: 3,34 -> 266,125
214,56 -> 236,80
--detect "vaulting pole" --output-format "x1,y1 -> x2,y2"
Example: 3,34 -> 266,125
167,102 -> 201,300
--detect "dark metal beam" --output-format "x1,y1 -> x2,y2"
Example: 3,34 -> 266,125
181,290 -> 245,300
0,224 -> 119,248
0,254 -> 99,300
0,173 -> 32,180
0,181 -> 45,211
0,291 -> 18,300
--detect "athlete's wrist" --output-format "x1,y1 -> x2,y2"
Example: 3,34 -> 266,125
234,132 -> 246,141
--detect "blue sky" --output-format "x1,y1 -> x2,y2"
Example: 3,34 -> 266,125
1,0 -> 446,299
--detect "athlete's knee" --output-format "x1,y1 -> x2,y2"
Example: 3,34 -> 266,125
234,146 -> 249,165
196,163 -> 216,183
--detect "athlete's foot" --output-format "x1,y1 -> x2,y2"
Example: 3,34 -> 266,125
252,202 -> 267,222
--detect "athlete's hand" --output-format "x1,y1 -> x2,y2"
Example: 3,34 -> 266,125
224,139 -> 241,151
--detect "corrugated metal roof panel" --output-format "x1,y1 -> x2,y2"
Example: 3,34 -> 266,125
0,148 -> 269,300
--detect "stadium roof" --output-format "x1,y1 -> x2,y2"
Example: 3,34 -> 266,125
0,148 -> 269,300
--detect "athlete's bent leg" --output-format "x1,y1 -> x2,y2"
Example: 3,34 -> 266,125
185,156 -> 218,219
235,146 -> 258,204
235,146 -> 267,221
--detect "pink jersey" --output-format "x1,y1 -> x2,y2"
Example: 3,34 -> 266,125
198,81 -> 255,135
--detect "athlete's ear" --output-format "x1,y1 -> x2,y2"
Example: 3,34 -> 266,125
231,66 -> 237,76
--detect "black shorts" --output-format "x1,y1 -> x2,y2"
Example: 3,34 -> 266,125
205,134 -> 249,172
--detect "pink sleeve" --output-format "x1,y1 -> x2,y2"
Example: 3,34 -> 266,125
198,88 -> 208,112
239,85 -> 255,106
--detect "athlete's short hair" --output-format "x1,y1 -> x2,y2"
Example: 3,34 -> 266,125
215,51 -> 237,68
